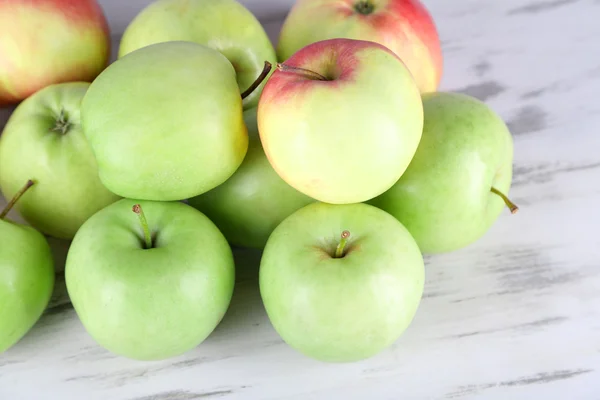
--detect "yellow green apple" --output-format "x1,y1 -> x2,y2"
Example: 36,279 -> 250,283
0,0 -> 110,105
257,38 -> 423,204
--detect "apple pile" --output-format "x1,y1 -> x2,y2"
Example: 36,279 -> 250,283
0,0 -> 518,363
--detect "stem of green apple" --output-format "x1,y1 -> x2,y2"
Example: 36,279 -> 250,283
241,61 -> 273,99
491,187 -> 519,214
276,63 -> 329,81
0,179 -> 34,220
132,204 -> 152,249
334,230 -> 351,258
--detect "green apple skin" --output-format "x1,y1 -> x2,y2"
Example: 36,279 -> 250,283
81,41 -> 248,201
188,108 -> 314,249
369,92 -> 514,254
259,202 -> 425,363
65,199 -> 235,361
118,0 -> 277,110
0,82 -> 121,239
257,38 -> 423,204
0,219 -> 55,353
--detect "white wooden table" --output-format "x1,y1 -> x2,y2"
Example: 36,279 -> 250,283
1,0 -> 599,398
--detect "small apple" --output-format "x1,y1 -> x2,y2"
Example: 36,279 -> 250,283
260,202 -> 424,363
369,92 -> 518,254
118,0 -> 277,110
81,41 -> 266,201
0,82 -> 121,240
65,199 -> 236,361
0,180 -> 55,353
277,0 -> 443,93
188,107 -> 314,249
257,38 -> 423,204
0,0 -> 110,106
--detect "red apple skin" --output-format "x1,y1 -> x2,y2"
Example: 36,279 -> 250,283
277,0 -> 443,93
0,0 -> 110,106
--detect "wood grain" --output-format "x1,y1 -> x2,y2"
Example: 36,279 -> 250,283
1,0 -> 599,399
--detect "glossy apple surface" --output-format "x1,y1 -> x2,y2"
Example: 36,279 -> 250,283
65,199 -> 236,361
369,92 -> 515,254
189,108 -> 314,249
0,0 -> 110,105
81,41 -> 248,201
277,0 -> 442,93
0,82 -> 120,239
258,38 -> 423,204
0,182 -> 55,353
260,202 -> 424,362
118,0 -> 276,109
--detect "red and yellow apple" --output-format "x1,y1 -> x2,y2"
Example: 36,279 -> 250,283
0,0 -> 110,106
277,0 -> 443,93
257,38 -> 423,204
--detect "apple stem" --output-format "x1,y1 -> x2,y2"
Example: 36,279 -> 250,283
241,61 -> 273,99
132,204 -> 152,249
276,63 -> 329,81
491,187 -> 519,214
0,180 -> 34,220
334,230 -> 351,258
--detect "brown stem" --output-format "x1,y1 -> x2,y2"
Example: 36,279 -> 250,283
0,180 -> 34,219
276,63 -> 328,81
241,61 -> 273,99
491,187 -> 519,214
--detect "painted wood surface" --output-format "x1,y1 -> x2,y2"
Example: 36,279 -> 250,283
1,0 -> 599,398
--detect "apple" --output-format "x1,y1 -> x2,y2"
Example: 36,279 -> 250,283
118,0 -> 277,110
260,202 -> 424,363
0,0 -> 110,106
188,108 -> 314,249
257,38 -> 423,204
369,92 -> 518,254
0,82 -> 121,240
0,180 -> 55,353
81,41 -> 258,201
65,199 -> 236,361
277,0 -> 443,93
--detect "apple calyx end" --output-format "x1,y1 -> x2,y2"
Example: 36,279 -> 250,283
241,60 -> 273,100
51,109 -> 72,135
0,179 -> 35,220
334,230 -> 351,258
354,1 -> 375,15
132,203 -> 153,249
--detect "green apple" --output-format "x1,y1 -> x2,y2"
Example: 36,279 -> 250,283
369,92 -> 518,254
260,202 -> 424,363
188,108 -> 314,249
0,82 -> 121,239
65,199 -> 235,361
257,38 -> 423,204
0,180 -> 55,353
118,0 -> 277,110
81,41 -> 250,201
